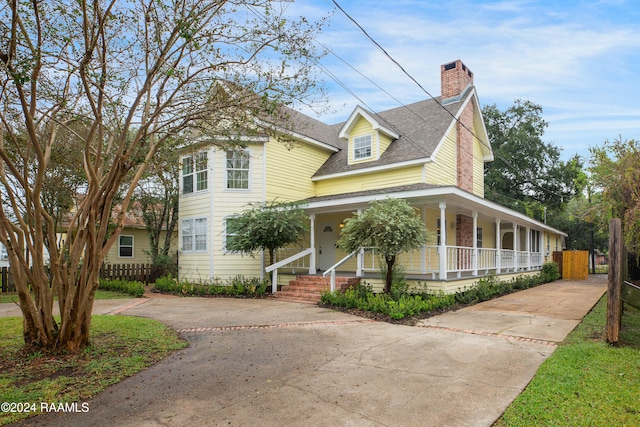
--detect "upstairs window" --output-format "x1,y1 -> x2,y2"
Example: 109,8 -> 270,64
353,135 -> 372,160
226,150 -> 250,190
183,152 -> 208,194
118,235 -> 134,258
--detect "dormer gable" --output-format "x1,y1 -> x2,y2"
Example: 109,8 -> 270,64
338,106 -> 400,165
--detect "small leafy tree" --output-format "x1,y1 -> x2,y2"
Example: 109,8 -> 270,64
134,141 -> 180,274
337,198 -> 427,294
226,201 -> 309,271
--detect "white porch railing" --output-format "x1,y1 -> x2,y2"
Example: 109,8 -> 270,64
265,248 -> 313,294
322,249 -> 359,292
266,245 -> 545,292
274,247 -> 311,273
360,245 -> 544,278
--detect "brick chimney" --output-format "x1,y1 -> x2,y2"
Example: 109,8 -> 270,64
441,60 -> 473,100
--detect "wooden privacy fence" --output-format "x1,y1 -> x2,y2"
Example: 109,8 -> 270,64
562,250 -> 589,280
1,263 -> 162,293
1,267 -> 15,293
100,263 -> 160,284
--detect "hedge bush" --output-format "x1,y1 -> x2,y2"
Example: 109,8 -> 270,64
322,262 -> 561,320
153,275 -> 268,298
98,278 -> 146,297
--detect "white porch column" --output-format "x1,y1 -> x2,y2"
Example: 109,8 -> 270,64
309,214 -> 316,274
472,211 -> 478,276
439,202 -> 447,280
356,209 -> 364,276
421,206 -> 427,274
495,218 -> 501,273
513,225 -> 518,271
525,226 -> 531,271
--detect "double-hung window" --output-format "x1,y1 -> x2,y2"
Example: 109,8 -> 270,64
226,150 -> 250,190
224,217 -> 242,252
0,244 -> 8,260
182,218 -> 207,252
183,152 -> 208,194
353,135 -> 372,160
118,235 -> 134,258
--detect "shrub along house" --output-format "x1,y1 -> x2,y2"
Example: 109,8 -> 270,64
177,60 -> 566,299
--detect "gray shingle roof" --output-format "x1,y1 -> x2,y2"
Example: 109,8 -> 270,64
310,95 -> 465,177
305,183 -> 446,203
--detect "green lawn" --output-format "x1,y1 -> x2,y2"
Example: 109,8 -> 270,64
495,297 -> 640,426
0,315 -> 187,425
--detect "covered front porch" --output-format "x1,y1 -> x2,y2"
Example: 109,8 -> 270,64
266,185 -> 566,294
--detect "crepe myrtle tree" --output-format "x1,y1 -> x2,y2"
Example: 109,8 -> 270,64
0,0 -> 325,353
337,198 -> 428,294
225,200 -> 309,273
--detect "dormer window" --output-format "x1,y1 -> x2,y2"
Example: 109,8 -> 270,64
354,135 -> 372,160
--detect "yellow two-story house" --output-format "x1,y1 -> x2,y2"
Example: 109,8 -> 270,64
178,60 -> 566,294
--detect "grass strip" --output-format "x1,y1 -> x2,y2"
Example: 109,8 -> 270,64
495,297 -> 640,426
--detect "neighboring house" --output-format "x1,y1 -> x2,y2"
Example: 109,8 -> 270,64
0,243 -> 8,268
178,60 -> 567,293
103,205 -> 178,266
0,241 -> 50,268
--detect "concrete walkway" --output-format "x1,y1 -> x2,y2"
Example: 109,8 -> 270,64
7,276 -> 607,427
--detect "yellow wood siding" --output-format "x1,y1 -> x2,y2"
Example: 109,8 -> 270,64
424,127 -> 457,185
379,133 -> 393,155
179,145 -> 266,282
477,218 -> 496,248
473,132 -> 485,197
265,138 -> 332,201
209,145 -> 265,279
315,165 -> 424,197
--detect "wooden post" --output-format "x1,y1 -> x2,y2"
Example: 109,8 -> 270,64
607,219 -> 624,344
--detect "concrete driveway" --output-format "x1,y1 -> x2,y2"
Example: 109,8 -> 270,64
9,276 -> 607,427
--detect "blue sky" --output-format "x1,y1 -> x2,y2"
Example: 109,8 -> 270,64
285,0 -> 640,163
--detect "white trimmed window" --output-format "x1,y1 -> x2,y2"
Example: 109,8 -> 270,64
476,227 -> 483,248
224,217 -> 242,252
118,235 -> 134,258
353,135 -> 372,160
182,218 -> 207,252
530,230 -> 541,252
0,244 -> 8,260
226,150 -> 250,190
182,152 -> 208,194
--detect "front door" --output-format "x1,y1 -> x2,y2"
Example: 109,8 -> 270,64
317,222 -> 338,271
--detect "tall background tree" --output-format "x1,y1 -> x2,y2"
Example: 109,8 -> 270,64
483,99 -> 584,220
134,140 -> 180,276
589,138 -> 640,258
0,0 -> 325,352
336,198 -> 427,294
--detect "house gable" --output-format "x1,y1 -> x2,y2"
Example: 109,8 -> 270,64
338,106 -> 400,165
